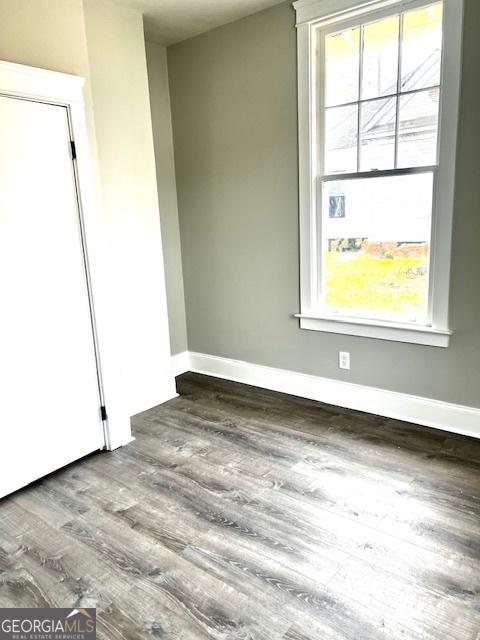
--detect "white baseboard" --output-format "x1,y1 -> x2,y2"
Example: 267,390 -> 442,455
171,351 -> 190,377
172,350 -> 480,440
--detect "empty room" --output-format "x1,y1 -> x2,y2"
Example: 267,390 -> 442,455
0,0 -> 479,637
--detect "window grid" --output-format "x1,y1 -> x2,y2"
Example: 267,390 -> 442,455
355,25 -> 363,172
322,6 -> 442,178
393,12 -> 403,168
323,83 -> 441,111
317,2 -> 443,325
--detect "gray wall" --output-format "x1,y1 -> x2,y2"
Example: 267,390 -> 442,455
146,40 -> 188,356
168,1 -> 480,408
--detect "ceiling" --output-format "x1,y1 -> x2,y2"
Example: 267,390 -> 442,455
116,0 -> 287,46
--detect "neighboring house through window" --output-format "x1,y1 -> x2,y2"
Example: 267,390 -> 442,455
293,0 -> 464,346
329,193 -> 346,218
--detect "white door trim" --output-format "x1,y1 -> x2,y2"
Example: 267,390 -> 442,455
0,60 -> 115,448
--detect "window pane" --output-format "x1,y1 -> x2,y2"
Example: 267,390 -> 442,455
361,16 -> 399,100
325,27 -> 360,107
360,97 -> 396,171
324,105 -> 358,174
322,173 -> 433,323
401,3 -> 443,92
397,87 -> 439,168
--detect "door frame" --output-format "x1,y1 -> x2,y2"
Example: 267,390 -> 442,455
0,60 -> 113,448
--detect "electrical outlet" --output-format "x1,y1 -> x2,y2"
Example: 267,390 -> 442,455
339,351 -> 351,370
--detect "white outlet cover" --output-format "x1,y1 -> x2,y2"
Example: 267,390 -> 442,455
339,352 -> 351,370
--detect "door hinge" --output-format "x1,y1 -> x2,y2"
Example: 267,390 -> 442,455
100,405 -> 108,421
70,140 -> 77,160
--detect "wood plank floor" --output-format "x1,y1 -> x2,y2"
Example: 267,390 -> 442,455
1,372 -> 480,639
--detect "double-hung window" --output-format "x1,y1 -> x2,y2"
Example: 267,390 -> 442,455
294,0 -> 463,346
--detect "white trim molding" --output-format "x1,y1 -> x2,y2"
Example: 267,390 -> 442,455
295,314 -> 452,346
293,0 -> 464,347
294,0 -> 417,26
175,351 -> 480,440
0,60 -> 85,104
171,351 -> 191,377
0,59 -> 142,452
0,60 -> 116,449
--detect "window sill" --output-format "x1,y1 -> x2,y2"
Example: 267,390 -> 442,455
294,313 -> 452,347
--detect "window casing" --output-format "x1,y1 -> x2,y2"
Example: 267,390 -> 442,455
293,0 -> 464,346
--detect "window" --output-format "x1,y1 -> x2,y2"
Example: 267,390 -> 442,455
294,0 -> 464,346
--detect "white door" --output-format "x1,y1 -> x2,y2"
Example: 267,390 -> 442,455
0,95 -> 105,499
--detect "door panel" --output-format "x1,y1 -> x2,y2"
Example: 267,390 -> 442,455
0,96 -> 104,499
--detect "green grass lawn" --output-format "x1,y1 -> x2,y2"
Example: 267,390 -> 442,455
324,252 -> 429,317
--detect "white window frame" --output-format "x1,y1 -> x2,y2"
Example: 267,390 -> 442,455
293,0 -> 464,347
